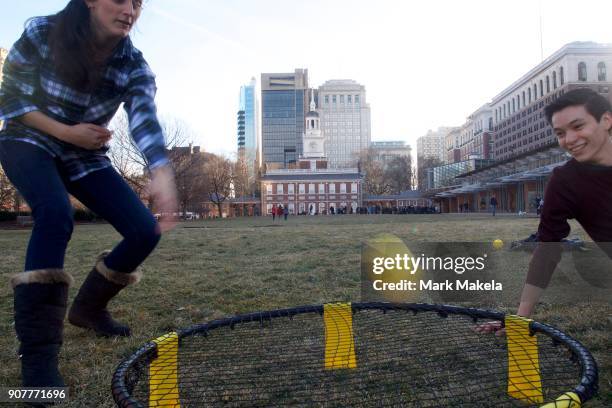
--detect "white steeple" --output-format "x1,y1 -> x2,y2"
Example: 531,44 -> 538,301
310,88 -> 316,112
302,88 -> 325,160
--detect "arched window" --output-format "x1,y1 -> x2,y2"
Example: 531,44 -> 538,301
528,87 -> 532,103
533,84 -> 537,99
559,66 -> 564,85
578,62 -> 587,81
552,71 -> 557,89
598,62 -> 607,81
546,76 -> 550,93
539,80 -> 544,97
522,91 -> 525,107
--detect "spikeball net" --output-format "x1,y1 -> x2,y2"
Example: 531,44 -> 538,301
112,303 -> 598,407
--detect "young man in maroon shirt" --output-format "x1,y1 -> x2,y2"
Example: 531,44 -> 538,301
478,88 -> 612,333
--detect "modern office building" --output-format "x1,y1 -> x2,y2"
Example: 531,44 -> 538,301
417,127 -> 453,190
417,128 -> 449,163
261,69 -> 309,169
237,77 -> 258,177
318,79 -> 371,168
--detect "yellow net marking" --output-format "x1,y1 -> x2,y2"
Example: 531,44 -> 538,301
324,303 -> 357,369
539,392 -> 581,407
149,332 -> 181,407
506,315 -> 543,404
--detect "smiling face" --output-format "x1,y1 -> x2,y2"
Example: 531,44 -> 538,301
85,0 -> 142,45
552,105 -> 612,165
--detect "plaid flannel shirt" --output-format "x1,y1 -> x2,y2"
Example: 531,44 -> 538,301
0,16 -> 168,181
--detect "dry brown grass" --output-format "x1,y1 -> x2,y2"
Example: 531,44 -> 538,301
0,214 -> 609,407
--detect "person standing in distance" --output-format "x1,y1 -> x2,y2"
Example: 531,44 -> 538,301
489,195 -> 498,216
0,0 -> 178,388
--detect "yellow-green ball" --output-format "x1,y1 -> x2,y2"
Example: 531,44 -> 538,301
493,239 -> 503,250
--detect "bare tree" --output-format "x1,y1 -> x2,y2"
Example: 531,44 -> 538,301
170,148 -> 214,216
0,168 -> 15,211
358,148 -> 391,195
203,155 -> 232,217
384,155 -> 412,194
232,155 -> 255,198
108,111 -> 190,205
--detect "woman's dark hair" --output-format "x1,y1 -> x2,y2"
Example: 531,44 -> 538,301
47,0 -> 101,91
545,88 -> 612,125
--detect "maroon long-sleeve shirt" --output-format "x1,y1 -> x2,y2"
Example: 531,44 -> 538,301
527,158 -> 612,288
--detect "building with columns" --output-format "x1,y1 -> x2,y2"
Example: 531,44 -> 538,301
431,41 -> 612,213
491,42 -> 611,161
260,90 -> 363,215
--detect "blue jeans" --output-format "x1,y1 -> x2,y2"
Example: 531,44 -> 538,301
0,140 -> 160,273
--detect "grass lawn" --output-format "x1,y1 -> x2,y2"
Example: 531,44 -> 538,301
0,214 -> 609,407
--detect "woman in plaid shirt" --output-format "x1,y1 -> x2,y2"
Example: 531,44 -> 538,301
0,0 -> 178,388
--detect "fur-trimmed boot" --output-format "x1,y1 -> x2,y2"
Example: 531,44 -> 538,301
68,252 -> 141,337
11,269 -> 73,388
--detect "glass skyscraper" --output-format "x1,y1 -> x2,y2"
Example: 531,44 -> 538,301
238,78 -> 258,175
261,69 -> 309,169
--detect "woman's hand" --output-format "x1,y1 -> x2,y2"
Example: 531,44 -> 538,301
148,165 -> 178,232
64,123 -> 113,150
19,112 -> 112,149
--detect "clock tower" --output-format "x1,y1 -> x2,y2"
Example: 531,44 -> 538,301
302,89 -> 325,160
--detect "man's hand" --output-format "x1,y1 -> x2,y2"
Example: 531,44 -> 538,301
64,123 -> 113,150
148,165 -> 178,232
473,321 -> 506,336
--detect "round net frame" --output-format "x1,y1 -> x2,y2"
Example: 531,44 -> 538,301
112,303 -> 598,407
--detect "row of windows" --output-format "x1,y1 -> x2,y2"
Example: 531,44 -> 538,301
495,62 -> 608,122
495,137 -> 551,157
266,183 -> 359,195
323,94 -> 361,105
496,68 -> 563,121
495,127 -> 552,147
579,61 -> 607,82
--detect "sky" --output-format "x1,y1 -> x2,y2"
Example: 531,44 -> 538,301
1,0 -> 611,162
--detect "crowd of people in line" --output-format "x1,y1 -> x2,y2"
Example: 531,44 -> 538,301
270,203 -> 440,217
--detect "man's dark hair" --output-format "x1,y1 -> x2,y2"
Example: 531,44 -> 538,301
545,88 -> 612,125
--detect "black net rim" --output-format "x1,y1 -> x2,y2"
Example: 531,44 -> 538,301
111,302 -> 598,407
